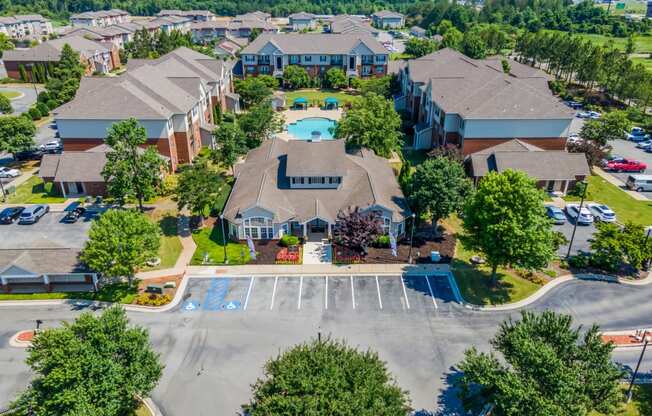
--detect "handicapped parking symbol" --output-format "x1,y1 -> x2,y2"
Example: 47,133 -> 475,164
182,300 -> 199,312
220,300 -> 241,311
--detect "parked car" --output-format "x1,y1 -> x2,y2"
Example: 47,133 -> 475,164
14,148 -> 43,161
0,166 -> 20,178
636,139 -> 652,149
62,207 -> 86,223
567,133 -> 582,145
577,110 -> 601,119
566,204 -> 594,225
606,159 -> 647,172
626,174 -> 652,192
39,140 -> 62,153
564,100 -> 583,109
627,127 -> 651,142
545,205 -> 566,225
587,203 -> 616,222
18,204 -> 49,224
0,206 -> 25,224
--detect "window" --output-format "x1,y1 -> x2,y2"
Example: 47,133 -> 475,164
290,55 -> 299,64
246,65 -> 256,73
259,65 -> 270,74
304,55 -> 312,62
397,222 -> 404,236
376,55 -> 387,62
244,55 -> 255,62
381,217 -> 391,234
259,55 -> 270,64
375,65 -> 384,74
320,55 -> 327,62
243,217 -> 274,240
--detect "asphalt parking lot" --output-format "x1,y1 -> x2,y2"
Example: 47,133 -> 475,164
180,274 -> 458,315
554,220 -> 595,256
0,211 -> 94,249
609,139 -> 652,198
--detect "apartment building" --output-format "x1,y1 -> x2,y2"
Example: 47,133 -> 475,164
61,25 -> 135,49
371,10 -> 405,28
191,17 -> 277,43
240,33 -> 389,78
70,9 -> 129,27
0,14 -> 53,40
288,12 -> 317,31
3,36 -> 121,80
328,14 -> 378,36
396,48 -> 574,155
157,10 -> 216,22
53,48 -> 235,170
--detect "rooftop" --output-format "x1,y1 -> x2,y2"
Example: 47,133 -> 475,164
2,35 -> 110,62
241,33 -> 387,55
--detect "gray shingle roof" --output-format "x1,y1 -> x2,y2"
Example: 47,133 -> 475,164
0,249 -> 89,275
2,35 -> 109,62
241,33 -> 387,55
289,12 -> 316,20
224,138 -> 409,224
39,151 -> 107,182
372,10 -> 404,19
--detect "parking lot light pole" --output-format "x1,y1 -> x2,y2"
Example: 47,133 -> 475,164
566,180 -> 588,259
220,214 -> 228,264
643,227 -> 652,271
407,213 -> 416,264
627,334 -> 651,403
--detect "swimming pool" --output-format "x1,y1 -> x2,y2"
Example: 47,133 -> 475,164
287,117 -> 337,141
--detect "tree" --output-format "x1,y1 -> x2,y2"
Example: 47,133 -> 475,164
237,100 -> 284,148
256,74 -> 279,89
589,221 -> 651,272
81,209 -> 160,282
234,77 -> 272,108
442,27 -> 463,50
324,67 -> 347,89
404,37 -> 438,58
333,207 -> 382,254
580,111 -> 631,146
249,27 -> 262,42
0,33 -> 14,58
334,92 -> 401,158
11,306 -> 162,416
462,170 -> 557,286
176,160 -> 225,223
408,157 -> 472,235
282,65 -> 310,89
211,122 -> 247,173
45,43 -> 85,106
456,311 -> 623,416
0,94 -> 12,114
462,26 -> 488,59
360,75 -> 392,98
243,337 -> 411,415
102,118 -> 165,211
567,140 -> 609,168
0,115 -> 36,157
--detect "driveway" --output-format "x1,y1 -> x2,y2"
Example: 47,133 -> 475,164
608,139 -> 652,197
554,219 -> 595,256
0,210 -> 94,249
0,85 -> 42,115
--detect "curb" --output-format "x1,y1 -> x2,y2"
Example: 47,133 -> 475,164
8,330 -> 33,348
142,397 -> 164,416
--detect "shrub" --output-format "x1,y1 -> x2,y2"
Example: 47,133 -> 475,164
0,94 -> 12,114
36,102 -> 49,116
374,235 -> 391,248
37,90 -> 50,103
28,106 -> 41,120
135,293 -> 172,306
280,234 -> 299,247
543,269 -> 557,278
223,112 -> 236,123
159,174 -> 178,196
568,253 -> 591,269
276,247 -> 301,264
46,99 -> 59,110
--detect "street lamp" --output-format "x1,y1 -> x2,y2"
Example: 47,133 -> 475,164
643,226 -> 652,271
627,334 -> 651,403
566,180 -> 588,259
407,213 -> 416,264
220,214 -> 228,264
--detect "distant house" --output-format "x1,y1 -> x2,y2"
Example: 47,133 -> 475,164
240,33 -> 389,78
327,15 -> 379,37
190,18 -> 277,43
157,9 -> 216,22
61,25 -> 135,49
234,11 -> 272,22
410,26 -> 426,38
39,145 -> 111,197
70,9 -> 129,27
288,12 -> 317,31
3,36 -> 121,80
0,14 -> 54,41
371,10 -> 405,29
223,139 -> 410,240
396,48 -> 573,155
466,139 -> 590,194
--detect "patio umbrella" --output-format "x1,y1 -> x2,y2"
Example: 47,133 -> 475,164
293,97 -> 308,109
325,97 -> 339,109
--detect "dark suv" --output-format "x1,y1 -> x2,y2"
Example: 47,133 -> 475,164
0,206 -> 25,224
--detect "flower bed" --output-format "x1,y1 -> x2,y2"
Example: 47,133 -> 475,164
276,246 -> 302,265
332,245 -> 363,264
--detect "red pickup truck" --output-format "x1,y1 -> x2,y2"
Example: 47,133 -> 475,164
606,159 -> 647,173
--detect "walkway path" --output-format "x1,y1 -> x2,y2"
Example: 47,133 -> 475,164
594,167 -> 647,201
302,241 -> 332,264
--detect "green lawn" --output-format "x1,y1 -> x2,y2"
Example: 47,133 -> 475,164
142,214 -> 183,271
545,30 -> 652,54
600,0 -> 648,15
443,216 -> 543,306
591,385 -> 652,416
0,89 -> 21,99
390,52 -> 414,60
631,56 -> 652,72
284,88 -> 361,106
0,282 -> 138,304
6,176 -> 67,204
565,175 -> 652,226
191,220 -> 250,265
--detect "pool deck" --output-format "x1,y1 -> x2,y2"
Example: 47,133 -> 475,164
277,107 -> 343,141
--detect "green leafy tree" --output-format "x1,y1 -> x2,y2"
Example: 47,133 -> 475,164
249,27 -> 262,42
10,306 -> 162,416
462,26 -> 488,59
102,118 -> 165,211
282,65 -> 310,89
408,157 -> 472,234
18,64 -> 28,82
590,221 -> 651,271
0,33 -> 14,58
436,19 -> 454,35
360,75 -> 392,98
0,93 -> 12,114
176,160 -> 225,223
234,77 -> 272,108
334,92 -> 401,158
0,115 -> 36,157
256,74 -> 279,89
462,170 -> 557,285
243,338 -> 412,415
442,27 -> 463,50
238,100 -> 284,148
324,67 -> 347,89
81,209 -> 160,282
456,311 -> 623,416
211,122 -> 247,173
404,37 -> 438,58
45,43 -> 84,105
580,111 -> 631,146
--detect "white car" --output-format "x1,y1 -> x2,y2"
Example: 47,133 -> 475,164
567,134 -> 583,145
588,203 -> 616,222
0,166 -> 20,178
39,140 -> 62,152
565,204 -> 594,225
577,111 -> 601,119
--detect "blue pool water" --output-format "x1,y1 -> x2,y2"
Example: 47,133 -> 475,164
287,117 -> 337,141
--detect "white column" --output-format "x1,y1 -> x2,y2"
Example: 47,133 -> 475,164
92,274 -> 99,292
1,276 -> 7,286
327,223 -> 332,239
563,180 -> 569,195
303,222 -> 307,238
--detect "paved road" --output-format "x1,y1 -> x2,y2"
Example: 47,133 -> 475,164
0,210 -> 93,249
1,275 -> 652,415
609,139 -> 652,200
0,85 -> 41,115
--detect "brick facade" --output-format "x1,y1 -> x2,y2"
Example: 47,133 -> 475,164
462,137 -> 567,155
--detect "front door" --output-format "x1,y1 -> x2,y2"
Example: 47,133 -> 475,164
276,56 -> 282,70
349,56 -> 355,70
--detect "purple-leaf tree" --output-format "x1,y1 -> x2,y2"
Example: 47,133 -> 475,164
333,207 -> 383,255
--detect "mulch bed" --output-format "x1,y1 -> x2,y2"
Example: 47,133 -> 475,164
244,239 -> 285,265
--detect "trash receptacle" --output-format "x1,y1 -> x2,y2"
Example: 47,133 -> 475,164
430,251 -> 441,263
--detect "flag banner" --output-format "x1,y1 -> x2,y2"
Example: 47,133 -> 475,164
389,232 -> 397,257
246,235 -> 257,260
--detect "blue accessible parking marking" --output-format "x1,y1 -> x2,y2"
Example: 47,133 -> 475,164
203,278 -> 231,311
182,300 -> 200,312
220,300 -> 241,311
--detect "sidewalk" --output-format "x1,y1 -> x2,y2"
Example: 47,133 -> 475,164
593,167 -> 648,201
602,328 -> 652,349
187,263 -> 450,276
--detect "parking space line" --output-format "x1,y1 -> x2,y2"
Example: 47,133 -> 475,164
400,276 -> 410,309
297,276 -> 303,310
243,276 -> 254,310
375,275 -> 383,309
350,275 -> 356,309
324,276 -> 328,309
425,275 -> 438,310
270,276 -> 279,310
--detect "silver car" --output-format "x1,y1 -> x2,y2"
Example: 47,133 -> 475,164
18,204 -> 49,224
